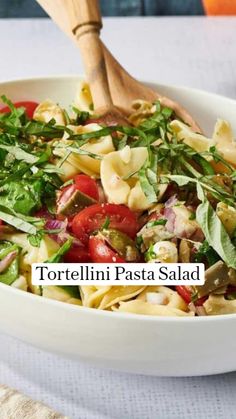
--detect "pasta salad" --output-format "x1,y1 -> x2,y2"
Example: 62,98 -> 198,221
0,81 -> 236,316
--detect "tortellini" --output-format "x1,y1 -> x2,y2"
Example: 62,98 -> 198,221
33,100 -> 66,125
80,285 -> 145,309
113,286 -> 191,316
101,145 -> 159,211
212,119 -> 236,166
114,301 -> 191,316
170,120 -> 215,155
11,275 -> 28,291
55,123 -> 115,180
80,286 -> 112,308
216,202 -> 236,237
74,80 -> 93,113
204,295 -> 236,315
147,241 -> 178,263
1,233 -> 59,294
128,100 -> 156,126
171,118 -> 236,167
2,233 -> 60,266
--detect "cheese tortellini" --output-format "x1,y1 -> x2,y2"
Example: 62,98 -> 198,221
101,145 -> 157,211
170,120 -> 214,154
171,118 -> 236,167
80,285 -> 145,309
33,100 -> 66,125
1,233 -> 59,293
213,119 -> 236,166
55,123 -> 115,180
74,80 -> 93,113
113,286 -> 192,316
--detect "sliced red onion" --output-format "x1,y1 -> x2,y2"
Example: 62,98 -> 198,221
45,218 -> 83,246
0,251 -> 17,273
164,207 -> 176,233
165,195 -> 178,208
45,219 -> 67,232
34,207 -> 53,220
164,206 -> 204,242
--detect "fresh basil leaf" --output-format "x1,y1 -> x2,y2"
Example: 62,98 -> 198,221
146,219 -> 167,228
194,240 -> 219,266
0,240 -> 20,285
0,144 -> 38,164
72,107 -> 90,124
0,179 -> 44,215
46,237 -> 73,263
112,135 -> 128,150
167,174 -> 195,187
138,167 -> 157,203
0,206 -> 37,234
101,217 -> 110,230
23,120 -> 66,139
27,232 -> 42,248
196,193 -> 236,269
66,146 -> 102,160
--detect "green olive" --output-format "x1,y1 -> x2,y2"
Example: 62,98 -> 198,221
99,229 -> 140,262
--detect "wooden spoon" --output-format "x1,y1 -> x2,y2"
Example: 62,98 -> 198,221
36,0 -> 201,131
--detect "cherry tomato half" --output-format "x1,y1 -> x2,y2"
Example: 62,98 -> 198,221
64,245 -> 91,263
73,174 -> 99,201
71,203 -> 138,245
57,174 -> 99,217
89,235 -> 125,263
0,101 -> 39,119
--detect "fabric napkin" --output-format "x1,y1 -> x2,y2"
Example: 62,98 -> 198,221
0,385 -> 67,419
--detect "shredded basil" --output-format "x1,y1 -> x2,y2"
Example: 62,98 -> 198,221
46,238 -> 73,263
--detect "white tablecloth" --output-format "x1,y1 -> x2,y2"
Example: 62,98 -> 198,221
1,17 -> 236,419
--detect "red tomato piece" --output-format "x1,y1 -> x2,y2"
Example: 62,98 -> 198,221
175,286 -> 207,306
195,296 -> 207,307
73,174 -> 99,201
64,245 -> 91,263
0,101 -> 39,119
175,286 -> 192,304
57,175 -> 99,217
89,235 -> 125,263
71,203 -> 138,245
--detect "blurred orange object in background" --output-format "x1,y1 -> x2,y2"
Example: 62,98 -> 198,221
203,0 -> 236,15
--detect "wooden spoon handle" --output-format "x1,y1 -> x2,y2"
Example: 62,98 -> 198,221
37,0 -> 112,110
67,0 -> 102,34
67,0 -> 113,110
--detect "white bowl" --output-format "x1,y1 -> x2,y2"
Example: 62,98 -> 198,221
0,75 -> 236,377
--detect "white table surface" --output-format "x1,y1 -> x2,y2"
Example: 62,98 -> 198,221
1,16 -> 236,419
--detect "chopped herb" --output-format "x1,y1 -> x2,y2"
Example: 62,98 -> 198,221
146,219 -> 167,228
72,107 -> 90,124
101,217 -> 110,230
46,237 -> 73,263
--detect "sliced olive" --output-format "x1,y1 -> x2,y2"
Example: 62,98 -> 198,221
99,229 -> 140,262
192,260 -> 234,298
57,189 -> 96,216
